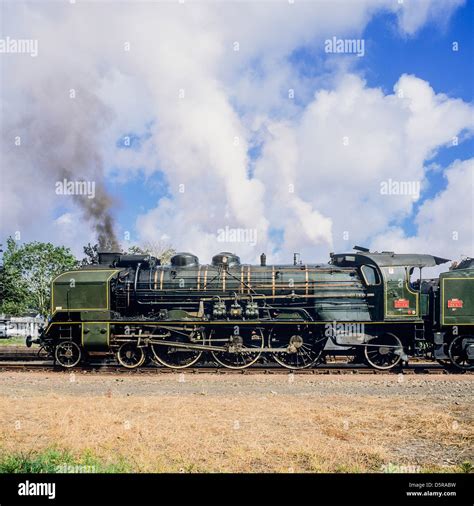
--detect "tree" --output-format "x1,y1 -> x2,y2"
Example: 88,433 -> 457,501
0,238 -> 78,317
80,243 -> 100,266
127,241 -> 175,264
0,239 -> 30,315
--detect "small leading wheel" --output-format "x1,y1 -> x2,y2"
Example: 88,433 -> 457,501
271,329 -> 325,369
448,336 -> 473,371
212,329 -> 264,369
117,343 -> 146,369
364,333 -> 403,370
55,341 -> 82,368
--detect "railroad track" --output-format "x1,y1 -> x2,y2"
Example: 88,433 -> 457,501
1,347 -> 471,374
0,360 -> 469,375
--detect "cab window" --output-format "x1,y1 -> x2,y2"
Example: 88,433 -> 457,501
408,267 -> 420,290
361,265 -> 380,286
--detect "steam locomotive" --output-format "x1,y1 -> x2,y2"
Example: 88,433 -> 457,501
28,247 -> 473,371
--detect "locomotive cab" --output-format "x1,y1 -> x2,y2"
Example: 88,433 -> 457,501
330,249 -> 449,322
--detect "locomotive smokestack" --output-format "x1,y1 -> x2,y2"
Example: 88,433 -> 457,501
98,250 -> 121,266
260,253 -> 266,266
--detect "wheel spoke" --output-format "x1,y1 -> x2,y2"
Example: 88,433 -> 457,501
448,336 -> 473,371
55,341 -> 81,368
151,330 -> 202,369
212,329 -> 263,369
364,334 -> 403,370
271,329 -> 325,369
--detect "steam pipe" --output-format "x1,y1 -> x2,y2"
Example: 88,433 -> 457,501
134,262 -> 141,298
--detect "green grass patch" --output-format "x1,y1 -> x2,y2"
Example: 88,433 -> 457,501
0,337 -> 28,347
0,448 -> 132,473
459,461 -> 473,473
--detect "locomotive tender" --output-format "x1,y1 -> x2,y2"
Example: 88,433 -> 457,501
29,247 -> 474,371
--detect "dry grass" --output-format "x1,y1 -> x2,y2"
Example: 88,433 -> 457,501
0,384 -> 472,473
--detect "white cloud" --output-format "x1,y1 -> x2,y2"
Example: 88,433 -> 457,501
53,212 -> 96,258
396,0 -> 465,35
253,73 -> 473,263
370,158 -> 473,261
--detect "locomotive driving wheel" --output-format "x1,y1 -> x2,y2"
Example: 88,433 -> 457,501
364,333 -> 403,370
448,335 -> 473,371
55,341 -> 82,368
117,343 -> 146,369
211,328 -> 264,369
151,329 -> 203,369
270,328 -> 325,369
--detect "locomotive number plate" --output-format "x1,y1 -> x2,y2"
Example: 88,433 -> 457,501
447,298 -> 463,308
394,298 -> 409,309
